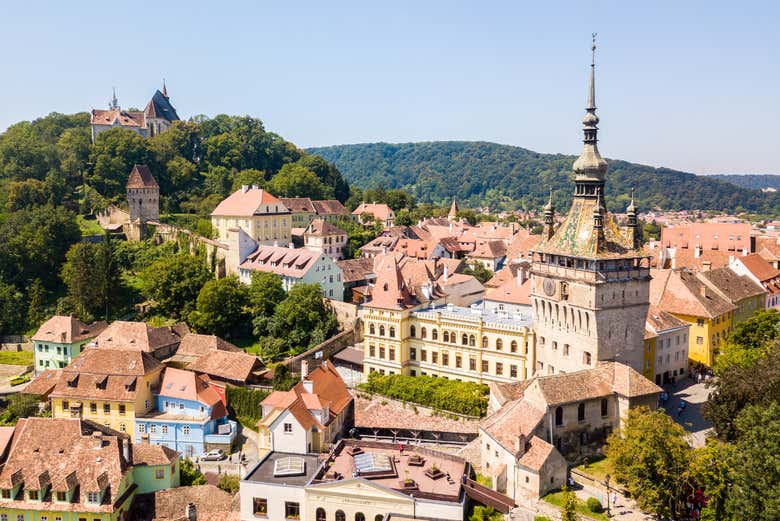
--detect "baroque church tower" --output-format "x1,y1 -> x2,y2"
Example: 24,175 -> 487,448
529,37 -> 651,375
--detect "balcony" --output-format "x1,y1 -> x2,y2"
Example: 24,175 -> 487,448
204,420 -> 238,445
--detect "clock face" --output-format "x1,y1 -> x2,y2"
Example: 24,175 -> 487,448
543,278 -> 556,297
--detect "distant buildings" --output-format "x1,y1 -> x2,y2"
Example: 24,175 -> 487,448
93,320 -> 189,361
211,186 -> 292,245
303,219 -> 347,261
352,202 -> 395,228
645,305 -> 691,385
31,315 -> 107,373
280,198 -> 351,229
90,85 -> 179,142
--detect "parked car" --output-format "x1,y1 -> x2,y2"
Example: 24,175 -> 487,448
201,449 -> 226,461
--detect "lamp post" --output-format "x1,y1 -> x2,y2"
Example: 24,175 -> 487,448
604,473 -> 611,518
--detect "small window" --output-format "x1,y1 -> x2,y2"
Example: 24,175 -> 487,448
285,502 -> 300,519
601,398 -> 609,417
155,469 -> 165,480
150,425 -> 157,434
29,490 -> 39,500
510,340 -> 518,353
183,425 -> 190,436
119,404 -> 126,415
410,325 -> 416,338
555,406 -> 563,426
432,329 -> 438,340
253,498 -> 268,516
578,403 -> 586,422
90,402 -> 97,413
162,425 -> 169,435
138,424 -> 146,433
379,325 -> 385,336
421,327 -> 427,339
284,423 -> 293,433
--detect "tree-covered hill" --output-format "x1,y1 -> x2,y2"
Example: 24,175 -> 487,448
711,174 -> 780,192
309,141 -> 780,214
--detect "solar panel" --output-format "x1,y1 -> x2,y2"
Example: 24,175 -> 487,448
354,452 -> 393,474
273,456 -> 306,477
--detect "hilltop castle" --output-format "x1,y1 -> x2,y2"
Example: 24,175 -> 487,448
90,84 -> 179,142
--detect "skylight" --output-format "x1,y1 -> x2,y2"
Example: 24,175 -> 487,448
273,456 -> 306,477
354,452 -> 393,474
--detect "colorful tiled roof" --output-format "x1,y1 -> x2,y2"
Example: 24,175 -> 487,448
32,316 -> 107,344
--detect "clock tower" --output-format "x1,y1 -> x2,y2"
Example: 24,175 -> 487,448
529,37 -> 651,375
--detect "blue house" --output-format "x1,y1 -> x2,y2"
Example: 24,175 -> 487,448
135,367 -> 236,457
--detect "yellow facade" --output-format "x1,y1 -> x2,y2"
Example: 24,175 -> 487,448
51,369 -> 162,434
672,311 -> 733,368
642,335 -> 656,381
213,213 -> 291,245
361,305 -> 534,384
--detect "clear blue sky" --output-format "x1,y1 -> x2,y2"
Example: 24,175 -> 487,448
2,1 -> 778,174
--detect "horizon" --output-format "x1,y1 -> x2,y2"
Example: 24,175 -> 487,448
2,1 -> 778,176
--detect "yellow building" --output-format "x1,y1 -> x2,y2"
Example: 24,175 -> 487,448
49,348 -> 163,434
651,269 -> 735,368
360,254 -> 534,384
698,267 -> 766,326
210,186 -> 291,245
642,330 -> 656,381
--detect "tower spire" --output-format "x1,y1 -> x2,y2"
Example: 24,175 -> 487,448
572,33 -> 608,194
543,189 -> 556,240
162,79 -> 168,97
110,87 -> 119,111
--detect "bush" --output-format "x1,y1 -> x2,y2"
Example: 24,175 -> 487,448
180,458 -> 206,486
359,373 -> 489,416
534,517 -> 552,521
217,473 -> 240,494
586,497 -> 604,513
225,386 -> 269,424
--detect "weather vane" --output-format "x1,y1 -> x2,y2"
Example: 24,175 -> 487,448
591,33 -> 597,65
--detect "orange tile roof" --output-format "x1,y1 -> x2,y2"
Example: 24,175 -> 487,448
646,304 -> 689,334
126,165 -> 158,189
698,266 -> 766,302
94,321 -> 187,353
175,334 -> 242,358
239,245 -> 323,278
132,443 -> 178,466
279,197 -> 315,213
485,276 -> 531,306
480,399 -> 545,456
91,109 -> 145,128
739,253 -> 780,282
650,269 -> 736,318
352,203 -> 393,221
363,253 -> 417,310
517,436 -> 558,471
186,350 -> 261,384
294,362 -> 352,416
312,199 -> 349,216
210,188 -> 287,217
22,369 -> 63,397
304,218 -> 346,237
32,316 -> 107,344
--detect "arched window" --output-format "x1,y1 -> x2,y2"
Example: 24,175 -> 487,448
510,340 -> 518,353
443,331 -> 449,343
410,325 -> 416,338
469,335 -> 476,347
336,511 -> 346,521
482,336 -> 488,349
421,327 -> 427,339
555,406 -> 563,426
369,324 -> 375,335
389,326 -> 395,338
462,333 -> 468,345
374,516 -> 383,521
379,325 -> 385,336
450,331 -> 457,344
316,508 -> 326,521
496,339 -> 503,351
578,403 -> 586,422
432,329 -> 438,340
355,514 -> 365,521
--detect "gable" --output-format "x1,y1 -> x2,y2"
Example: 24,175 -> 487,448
306,478 -> 413,503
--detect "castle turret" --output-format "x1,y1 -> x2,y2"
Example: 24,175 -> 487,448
126,164 -> 159,223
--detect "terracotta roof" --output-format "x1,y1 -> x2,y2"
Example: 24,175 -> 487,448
312,199 -> 349,216
517,436 -> 557,471
91,109 -> 145,128
51,349 -> 162,402
738,253 -> 780,282
354,396 -> 477,434
279,197 -> 315,213
294,362 -> 352,416
239,245 -> 324,279
176,334 -> 242,358
698,266 -> 766,302
22,369 -> 63,397
661,246 -> 733,271
352,203 -> 393,221
0,418 -> 129,512
126,165 -> 158,189
488,379 -> 533,407
130,485 -> 238,521
131,443 -> 178,466
261,390 -> 298,411
533,362 -> 660,404
480,399 -> 545,456
158,368 -> 225,416
94,321 -> 187,353
186,350 -> 261,384
485,276 -> 531,306
336,258 -> 375,284
506,233 -> 541,262
755,236 -> 780,262
645,304 -> 689,334
32,316 -> 107,344
650,269 -> 736,318
363,253 -> 417,310
468,239 -> 507,260
0,426 -> 16,458
210,188 -> 287,217
304,218 -> 346,237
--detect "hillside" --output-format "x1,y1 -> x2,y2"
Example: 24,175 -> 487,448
711,174 -> 780,192
309,141 -> 779,214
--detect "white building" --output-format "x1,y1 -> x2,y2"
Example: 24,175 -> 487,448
646,305 -> 690,385
304,218 -> 348,261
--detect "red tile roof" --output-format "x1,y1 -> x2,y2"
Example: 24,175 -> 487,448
186,350 -> 262,384
352,203 -> 393,221
312,200 -> 349,216
94,321 -> 187,354
210,188 -> 287,217
239,245 -> 324,278
126,165 -> 158,189
175,334 -> 242,358
32,316 -> 107,344
739,253 -> 780,282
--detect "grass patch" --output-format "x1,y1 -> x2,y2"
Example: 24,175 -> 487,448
231,336 -> 263,356
574,456 -> 610,482
0,351 -> 34,366
475,473 -> 492,487
77,215 -> 105,236
544,490 -> 608,521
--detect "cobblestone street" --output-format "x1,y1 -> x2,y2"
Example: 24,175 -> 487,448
661,379 -> 714,447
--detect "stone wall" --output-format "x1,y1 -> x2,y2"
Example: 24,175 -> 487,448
281,329 -> 356,374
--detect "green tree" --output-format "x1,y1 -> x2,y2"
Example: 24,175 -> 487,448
61,239 -> 121,320
0,281 -> 25,335
605,407 -> 691,519
469,505 -> 503,521
689,440 -> 735,521
0,394 -> 42,425
26,278 -> 47,329
188,276 -> 250,337
88,128 -> 152,197
6,179 -> 48,210
249,272 -> 286,336
231,169 -> 267,192
267,283 -> 338,355
271,364 -> 297,391
725,403 -> 780,520
179,458 -> 206,486
463,263 -> 493,284
268,163 -> 333,199
715,309 -> 780,375
217,473 -> 240,494
561,485 -> 580,521
140,254 -> 212,318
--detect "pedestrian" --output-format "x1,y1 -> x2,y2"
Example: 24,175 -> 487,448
611,492 -> 617,508
697,372 -> 703,384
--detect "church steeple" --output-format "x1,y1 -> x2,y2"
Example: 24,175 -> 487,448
572,34 -> 608,197
162,79 -> 168,98
110,87 -> 119,111
543,189 -> 555,240
448,196 -> 459,221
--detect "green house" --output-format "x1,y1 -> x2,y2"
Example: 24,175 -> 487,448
31,316 -> 107,374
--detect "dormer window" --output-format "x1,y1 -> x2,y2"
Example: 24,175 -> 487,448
87,491 -> 100,503
28,490 -> 39,501
1,489 -> 10,499
55,491 -> 67,502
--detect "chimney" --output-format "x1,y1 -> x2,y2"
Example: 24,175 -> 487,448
122,439 -> 131,462
302,378 -> 314,395
443,265 -> 449,283
241,185 -> 249,193
288,242 -> 294,249
742,247 -> 748,256
702,261 -> 712,271
273,240 -> 279,247
700,285 -> 707,298
694,245 -> 702,258
186,503 -> 197,521
251,184 -> 259,190
300,360 -> 309,380
92,431 -> 103,449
